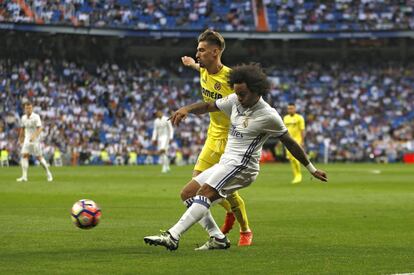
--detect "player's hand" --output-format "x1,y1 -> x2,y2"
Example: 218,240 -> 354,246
29,137 -> 34,143
169,107 -> 189,127
181,56 -> 196,67
152,140 -> 157,146
312,170 -> 328,182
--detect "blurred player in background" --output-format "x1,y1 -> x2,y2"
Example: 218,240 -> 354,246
152,110 -> 174,173
16,102 -> 53,182
283,103 -> 305,184
181,29 -> 253,246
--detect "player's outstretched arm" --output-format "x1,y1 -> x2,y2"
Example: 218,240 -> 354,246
280,132 -> 328,182
181,56 -> 200,71
170,101 -> 218,126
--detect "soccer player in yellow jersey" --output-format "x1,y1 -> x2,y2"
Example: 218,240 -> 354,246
283,103 -> 306,184
180,30 -> 253,246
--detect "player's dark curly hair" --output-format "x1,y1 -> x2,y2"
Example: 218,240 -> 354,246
229,63 -> 270,96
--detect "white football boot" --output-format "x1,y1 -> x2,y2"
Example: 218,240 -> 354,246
144,231 -> 179,251
195,236 -> 231,251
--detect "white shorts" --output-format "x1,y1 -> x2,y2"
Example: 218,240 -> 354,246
194,163 -> 258,198
21,142 -> 42,157
157,136 -> 170,151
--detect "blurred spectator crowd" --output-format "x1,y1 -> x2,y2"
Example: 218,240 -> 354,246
265,0 -> 414,32
1,0 -> 413,32
0,59 -> 413,166
0,0 -> 254,31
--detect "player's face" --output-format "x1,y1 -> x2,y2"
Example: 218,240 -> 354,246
196,41 -> 219,68
24,104 -> 33,115
287,105 -> 296,115
155,111 -> 162,118
234,83 -> 260,108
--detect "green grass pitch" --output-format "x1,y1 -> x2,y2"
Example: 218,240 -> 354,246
1,163 -> 413,274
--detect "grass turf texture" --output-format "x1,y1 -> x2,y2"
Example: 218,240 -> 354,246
0,163 -> 413,274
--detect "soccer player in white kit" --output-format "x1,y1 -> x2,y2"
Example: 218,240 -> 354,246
144,64 -> 327,251
16,102 -> 53,182
152,110 -> 174,173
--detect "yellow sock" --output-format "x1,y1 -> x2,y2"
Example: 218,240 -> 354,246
219,199 -> 232,213
295,159 -> 302,178
290,159 -> 298,178
291,158 -> 302,183
227,192 -> 250,232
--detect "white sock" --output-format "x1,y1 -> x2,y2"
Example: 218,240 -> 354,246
39,157 -> 50,174
161,154 -> 168,170
21,158 -> 28,178
199,210 -> 225,239
183,197 -> 224,239
164,154 -> 170,170
169,195 -> 211,240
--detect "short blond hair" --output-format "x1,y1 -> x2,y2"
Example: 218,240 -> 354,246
198,29 -> 225,52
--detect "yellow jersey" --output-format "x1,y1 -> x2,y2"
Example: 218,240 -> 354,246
200,65 -> 233,140
283,113 -> 305,143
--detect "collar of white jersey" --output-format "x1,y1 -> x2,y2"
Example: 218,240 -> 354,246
237,97 -> 265,116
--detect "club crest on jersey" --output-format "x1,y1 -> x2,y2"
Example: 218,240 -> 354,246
243,118 -> 249,128
214,82 -> 221,91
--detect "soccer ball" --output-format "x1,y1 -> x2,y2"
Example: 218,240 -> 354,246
71,199 -> 102,229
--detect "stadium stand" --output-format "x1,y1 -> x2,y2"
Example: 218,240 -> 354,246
1,0 -> 413,32
0,59 -> 412,165
0,0 -> 255,31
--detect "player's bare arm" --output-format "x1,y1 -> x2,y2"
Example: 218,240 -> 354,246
181,56 -> 200,71
30,127 -> 42,142
18,128 -> 25,145
170,101 -> 219,126
280,132 -> 328,182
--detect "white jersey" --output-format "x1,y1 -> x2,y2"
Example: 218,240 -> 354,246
21,112 -> 42,143
152,116 -> 174,141
215,94 -> 287,171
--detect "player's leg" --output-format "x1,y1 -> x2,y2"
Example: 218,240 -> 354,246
145,178 -> 227,250
158,148 -> 168,173
171,182 -> 224,239
195,144 -> 236,228
160,137 -> 171,173
226,191 -> 253,246
181,177 -> 225,239
287,151 -> 301,184
37,156 -> 53,181
289,157 -> 302,184
293,157 -> 302,183
195,164 -> 257,249
34,144 -> 53,181
17,152 -> 30,182
168,184 -> 229,251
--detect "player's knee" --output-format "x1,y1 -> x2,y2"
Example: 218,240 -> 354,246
180,181 -> 199,201
180,188 -> 192,201
197,185 -> 221,202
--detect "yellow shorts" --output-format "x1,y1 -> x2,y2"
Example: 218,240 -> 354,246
194,137 -> 227,172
